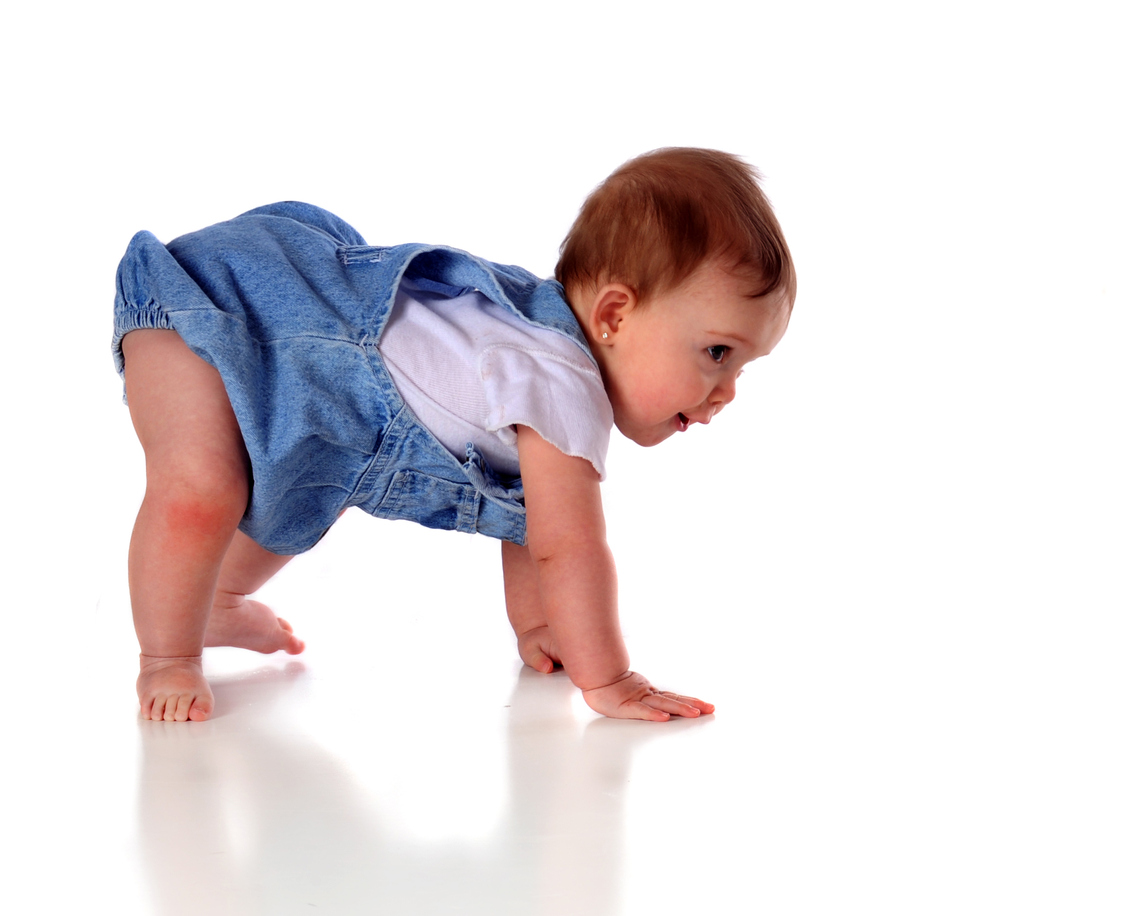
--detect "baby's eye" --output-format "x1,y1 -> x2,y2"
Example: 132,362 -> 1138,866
707,345 -> 730,364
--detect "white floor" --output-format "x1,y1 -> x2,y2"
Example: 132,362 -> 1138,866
3,3 -> 1143,912
7,414 -> 1145,913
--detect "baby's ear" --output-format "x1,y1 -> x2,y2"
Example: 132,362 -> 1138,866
591,283 -> 637,339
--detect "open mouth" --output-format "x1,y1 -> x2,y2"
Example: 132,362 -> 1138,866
677,413 -> 690,431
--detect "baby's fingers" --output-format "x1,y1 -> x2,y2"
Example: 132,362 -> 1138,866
517,626 -> 563,675
521,645 -> 554,674
621,700 -> 672,722
519,640 -> 560,674
640,692 -> 707,719
656,691 -> 715,715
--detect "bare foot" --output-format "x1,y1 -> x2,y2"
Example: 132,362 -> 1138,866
138,656 -> 214,722
205,592 -> 306,655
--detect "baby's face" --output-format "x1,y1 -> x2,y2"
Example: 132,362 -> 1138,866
598,261 -> 790,447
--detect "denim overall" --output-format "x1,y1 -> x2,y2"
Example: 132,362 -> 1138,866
112,202 -> 595,554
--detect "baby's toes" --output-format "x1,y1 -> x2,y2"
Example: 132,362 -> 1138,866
172,693 -> 196,722
188,693 -> 213,722
161,694 -> 183,722
148,696 -> 172,722
277,618 -> 306,654
160,690 -> 213,722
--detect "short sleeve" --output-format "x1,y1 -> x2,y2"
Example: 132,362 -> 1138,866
479,345 -> 613,479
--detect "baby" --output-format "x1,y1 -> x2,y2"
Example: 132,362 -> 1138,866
113,147 -> 795,723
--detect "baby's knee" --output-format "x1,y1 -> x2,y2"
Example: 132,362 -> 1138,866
145,471 -> 248,538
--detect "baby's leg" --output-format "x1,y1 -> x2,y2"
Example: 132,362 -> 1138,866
205,530 -> 305,654
124,329 -> 251,722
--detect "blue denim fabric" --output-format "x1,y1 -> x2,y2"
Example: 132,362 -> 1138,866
113,202 -> 595,554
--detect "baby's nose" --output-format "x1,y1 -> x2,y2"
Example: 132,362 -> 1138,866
709,381 -> 736,414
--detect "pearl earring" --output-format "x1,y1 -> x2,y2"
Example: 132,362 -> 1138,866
602,332 -> 609,340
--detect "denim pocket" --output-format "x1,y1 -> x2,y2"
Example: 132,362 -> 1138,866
378,470 -> 480,534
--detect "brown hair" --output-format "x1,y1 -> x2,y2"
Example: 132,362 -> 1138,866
555,147 -> 795,305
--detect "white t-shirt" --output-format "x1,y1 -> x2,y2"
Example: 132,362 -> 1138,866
378,277 -> 612,479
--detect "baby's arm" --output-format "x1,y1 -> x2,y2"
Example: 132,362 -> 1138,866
502,539 -> 563,673
512,425 -> 714,721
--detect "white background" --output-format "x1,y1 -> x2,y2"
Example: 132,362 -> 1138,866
1,2 -> 1141,913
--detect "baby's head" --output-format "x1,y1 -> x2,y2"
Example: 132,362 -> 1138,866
556,148 -> 795,446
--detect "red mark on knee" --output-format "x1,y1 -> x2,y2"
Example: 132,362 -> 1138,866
157,494 -> 243,545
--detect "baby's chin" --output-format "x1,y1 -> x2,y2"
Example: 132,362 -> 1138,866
616,420 -> 676,448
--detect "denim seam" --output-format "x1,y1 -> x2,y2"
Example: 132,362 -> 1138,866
457,489 -> 480,533
352,408 -> 414,504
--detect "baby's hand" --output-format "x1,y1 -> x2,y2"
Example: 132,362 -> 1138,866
517,625 -> 563,674
581,671 -> 715,721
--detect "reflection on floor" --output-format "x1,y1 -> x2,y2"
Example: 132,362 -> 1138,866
135,657 -> 706,915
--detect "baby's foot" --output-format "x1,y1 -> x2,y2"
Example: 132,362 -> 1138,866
205,593 -> 306,655
138,656 -> 213,722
